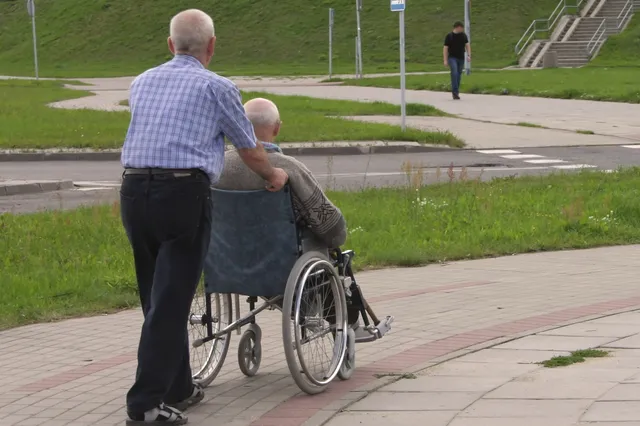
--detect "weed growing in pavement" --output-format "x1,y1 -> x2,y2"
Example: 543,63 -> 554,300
541,349 -> 609,368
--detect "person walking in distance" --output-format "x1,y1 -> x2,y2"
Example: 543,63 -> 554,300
443,21 -> 471,100
120,8 -> 288,425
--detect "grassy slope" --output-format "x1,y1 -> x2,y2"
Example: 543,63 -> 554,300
0,0 -> 559,77
592,14 -> 640,67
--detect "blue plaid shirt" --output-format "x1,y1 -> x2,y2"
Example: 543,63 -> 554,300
121,55 -> 257,183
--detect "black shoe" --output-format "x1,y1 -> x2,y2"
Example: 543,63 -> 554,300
167,384 -> 205,412
126,403 -> 187,425
453,93 -> 461,100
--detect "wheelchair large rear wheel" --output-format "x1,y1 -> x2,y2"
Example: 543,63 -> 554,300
188,288 -> 233,387
282,251 -> 348,395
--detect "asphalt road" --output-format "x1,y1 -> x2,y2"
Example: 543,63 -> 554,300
3,144 -> 640,213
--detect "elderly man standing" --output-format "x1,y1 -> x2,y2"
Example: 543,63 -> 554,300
120,9 -> 287,425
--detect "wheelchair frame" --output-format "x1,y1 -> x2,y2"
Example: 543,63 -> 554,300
188,187 -> 394,395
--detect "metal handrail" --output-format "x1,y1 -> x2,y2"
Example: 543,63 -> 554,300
616,0 -> 634,30
515,0 -> 586,55
587,18 -> 606,55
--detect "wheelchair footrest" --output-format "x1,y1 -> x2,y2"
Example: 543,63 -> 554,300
353,315 -> 394,344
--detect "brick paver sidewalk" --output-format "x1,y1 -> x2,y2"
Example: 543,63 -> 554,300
329,311 -> 640,426
2,245 -> 640,426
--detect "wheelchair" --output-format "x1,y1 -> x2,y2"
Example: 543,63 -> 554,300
187,185 -> 394,395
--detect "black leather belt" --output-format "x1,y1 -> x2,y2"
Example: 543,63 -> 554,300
123,168 -> 206,179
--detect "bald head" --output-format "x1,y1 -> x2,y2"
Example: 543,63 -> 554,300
169,9 -> 216,63
244,98 -> 281,142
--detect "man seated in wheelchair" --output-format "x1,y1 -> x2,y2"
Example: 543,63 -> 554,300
215,97 -> 367,328
216,97 -> 347,254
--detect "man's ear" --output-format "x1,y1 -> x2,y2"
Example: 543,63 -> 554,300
168,37 -> 176,55
208,36 -> 216,57
274,121 -> 281,137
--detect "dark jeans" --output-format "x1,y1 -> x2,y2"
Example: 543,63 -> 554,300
448,57 -> 465,95
120,171 -> 212,414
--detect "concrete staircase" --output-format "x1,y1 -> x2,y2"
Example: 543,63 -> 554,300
596,0 -> 634,33
520,0 -> 637,68
546,17 -> 605,67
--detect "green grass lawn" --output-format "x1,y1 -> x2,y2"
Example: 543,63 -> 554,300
343,67 -> 640,103
0,80 -> 461,149
3,168 -> 640,329
0,0 -> 561,77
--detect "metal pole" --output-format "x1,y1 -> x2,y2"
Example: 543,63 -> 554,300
399,10 -> 406,131
355,37 -> 359,77
329,8 -> 334,79
355,0 -> 363,78
31,15 -> 39,80
464,0 -> 471,75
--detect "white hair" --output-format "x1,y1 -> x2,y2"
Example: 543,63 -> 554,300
244,98 -> 281,128
169,9 -> 215,55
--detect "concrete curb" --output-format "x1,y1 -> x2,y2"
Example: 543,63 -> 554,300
0,145 -> 459,162
1,180 -> 74,197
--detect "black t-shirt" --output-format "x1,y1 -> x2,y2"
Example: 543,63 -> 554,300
444,32 -> 469,59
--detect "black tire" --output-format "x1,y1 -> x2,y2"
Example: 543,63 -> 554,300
189,291 -> 233,388
238,327 -> 261,377
282,251 -> 348,395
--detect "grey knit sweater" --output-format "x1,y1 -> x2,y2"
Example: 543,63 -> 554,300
215,150 -> 348,248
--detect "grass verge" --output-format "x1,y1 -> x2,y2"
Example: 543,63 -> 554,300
3,167 -> 640,329
541,349 -> 609,368
0,80 -> 461,149
344,68 -> 640,103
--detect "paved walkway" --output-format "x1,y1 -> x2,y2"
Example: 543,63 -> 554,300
246,84 -> 640,141
344,116 -> 628,149
329,311 -> 640,426
31,75 -> 640,149
3,245 -> 640,425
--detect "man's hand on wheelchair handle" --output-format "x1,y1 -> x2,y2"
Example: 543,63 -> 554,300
266,167 -> 289,192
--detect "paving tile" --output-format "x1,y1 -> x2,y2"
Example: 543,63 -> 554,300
423,361 -> 541,378
460,399 -> 592,418
599,384 -> 640,401
457,349 -> 571,364
449,419 -> 580,426
326,411 -> 456,426
523,365 -> 638,383
347,391 -> 483,411
541,323 -> 640,338
485,379 -> 615,399
384,375 -> 508,393
495,335 -> 619,352
582,401 -> 640,422
603,334 -> 640,349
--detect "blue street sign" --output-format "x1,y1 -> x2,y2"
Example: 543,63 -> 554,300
390,0 -> 405,12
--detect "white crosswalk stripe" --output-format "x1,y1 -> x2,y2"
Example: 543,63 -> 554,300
553,164 -> 598,170
476,149 -> 597,170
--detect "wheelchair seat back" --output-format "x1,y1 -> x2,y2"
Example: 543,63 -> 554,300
203,185 -> 301,297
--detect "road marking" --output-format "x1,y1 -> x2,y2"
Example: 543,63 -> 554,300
622,145 -> 640,149
500,154 -> 544,160
74,181 -> 121,188
476,149 -> 521,154
76,187 -> 114,192
524,159 -> 567,164
316,166 -> 552,179
552,164 -> 597,169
